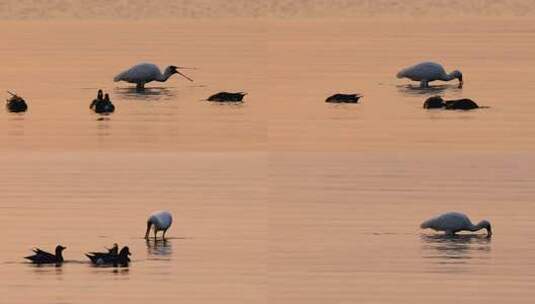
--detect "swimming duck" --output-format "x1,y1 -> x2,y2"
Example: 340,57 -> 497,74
90,90 -> 115,114
444,98 -> 479,110
207,92 -> 247,102
24,245 -> 66,264
423,96 -> 479,110
145,210 -> 173,240
86,246 -> 131,266
6,91 -> 28,113
421,212 -> 492,236
325,93 -> 362,103
423,96 -> 446,109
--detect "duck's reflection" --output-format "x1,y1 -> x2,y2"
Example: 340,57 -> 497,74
113,87 -> 176,101
420,234 -> 491,264
95,117 -> 112,137
146,239 -> 173,257
396,84 -> 460,96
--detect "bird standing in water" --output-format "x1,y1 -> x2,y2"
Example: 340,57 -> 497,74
397,62 -> 463,88
145,210 -> 173,240
420,212 -> 492,236
114,63 -> 194,90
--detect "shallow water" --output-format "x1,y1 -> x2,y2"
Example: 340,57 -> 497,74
1,14 -> 535,304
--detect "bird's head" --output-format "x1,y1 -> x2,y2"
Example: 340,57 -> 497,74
97,90 -> 103,99
55,245 -> 66,253
120,246 -> 131,256
166,65 -> 194,82
478,220 -> 492,237
451,70 -> 463,88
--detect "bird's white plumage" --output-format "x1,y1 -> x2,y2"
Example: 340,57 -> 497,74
420,212 -> 491,235
148,210 -> 173,231
114,63 -> 192,89
114,63 -> 163,84
421,212 -> 472,231
397,61 -> 462,87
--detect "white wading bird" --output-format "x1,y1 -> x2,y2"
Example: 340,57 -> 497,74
397,62 -> 463,88
114,63 -> 193,90
420,212 -> 491,236
145,210 -> 173,240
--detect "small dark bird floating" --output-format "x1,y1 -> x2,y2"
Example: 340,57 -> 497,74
444,98 -> 479,110
90,89 -> 115,114
325,93 -> 362,103
86,246 -> 131,266
423,96 -> 480,110
207,92 -> 247,102
6,91 -> 28,113
24,245 -> 66,264
423,96 -> 446,109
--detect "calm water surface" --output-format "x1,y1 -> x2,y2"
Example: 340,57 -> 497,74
1,17 -> 535,303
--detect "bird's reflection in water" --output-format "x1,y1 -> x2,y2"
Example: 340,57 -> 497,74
420,234 -> 491,265
113,87 -> 176,101
112,268 -> 130,275
95,116 -> 112,137
396,84 -> 461,97
146,239 -> 173,258
207,101 -> 245,109
29,263 -> 64,279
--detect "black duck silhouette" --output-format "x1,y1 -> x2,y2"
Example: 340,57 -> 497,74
207,92 -> 246,102
423,96 -> 480,110
6,91 -> 28,113
90,90 -> 115,114
24,245 -> 66,264
325,93 -> 362,103
86,246 -> 131,266
444,98 -> 479,110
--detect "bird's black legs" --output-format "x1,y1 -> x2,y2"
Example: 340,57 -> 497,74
136,83 -> 145,92
420,81 -> 429,88
162,229 -> 168,240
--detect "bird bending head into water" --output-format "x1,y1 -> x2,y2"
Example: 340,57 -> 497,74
145,210 -> 173,240
397,62 -> 463,88
114,63 -> 194,90
420,212 -> 491,236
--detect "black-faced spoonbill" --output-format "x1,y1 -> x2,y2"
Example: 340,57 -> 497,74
420,212 -> 492,236
24,245 -> 66,264
145,210 -> 173,240
397,62 -> 463,88
114,63 -> 194,90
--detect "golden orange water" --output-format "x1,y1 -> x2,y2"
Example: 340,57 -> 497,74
1,7 -> 535,304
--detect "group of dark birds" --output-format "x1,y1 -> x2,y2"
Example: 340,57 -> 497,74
24,210 -> 172,267
90,89 -> 116,114
423,96 -> 480,110
25,243 -> 131,267
6,90 -> 481,114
